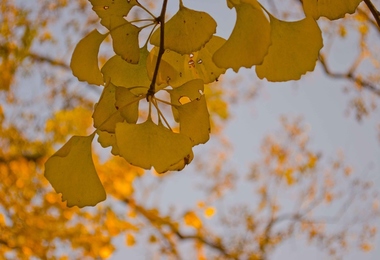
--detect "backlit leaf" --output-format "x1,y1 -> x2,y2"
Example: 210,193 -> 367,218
89,0 -> 137,29
302,0 -> 363,20
168,79 -> 204,122
255,15 -> 323,81
147,36 -> 226,87
177,95 -> 210,145
70,29 -> 107,85
150,4 -> 217,54
102,46 -> 151,89
111,22 -> 140,64
115,86 -> 140,124
93,84 -> 124,133
213,0 -> 271,72
115,119 -> 193,173
44,133 -> 106,207
97,130 -> 120,156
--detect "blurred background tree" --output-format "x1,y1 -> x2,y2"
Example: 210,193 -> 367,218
0,0 -> 379,259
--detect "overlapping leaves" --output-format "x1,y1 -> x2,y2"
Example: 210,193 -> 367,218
46,0 -> 364,207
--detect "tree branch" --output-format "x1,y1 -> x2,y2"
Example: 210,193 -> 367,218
319,54 -> 380,96
364,0 -> 380,31
124,198 -> 237,259
147,0 -> 168,99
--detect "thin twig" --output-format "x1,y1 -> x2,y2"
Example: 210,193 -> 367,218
364,0 -> 380,31
319,54 -> 380,96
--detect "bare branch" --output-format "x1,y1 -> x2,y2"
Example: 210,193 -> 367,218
364,0 -> 380,31
319,54 -> 380,96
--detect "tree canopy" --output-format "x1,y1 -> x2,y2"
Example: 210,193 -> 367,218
0,0 -> 380,259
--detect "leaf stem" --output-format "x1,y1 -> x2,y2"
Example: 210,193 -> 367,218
136,0 -> 157,19
152,98 -> 172,131
146,0 -> 169,100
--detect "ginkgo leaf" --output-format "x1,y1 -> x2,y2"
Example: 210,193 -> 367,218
302,0 -> 362,20
167,79 -> 204,122
111,22 -> 140,64
166,150 -> 194,172
44,133 -> 106,207
115,119 -> 193,173
213,0 -> 271,72
150,4 -> 217,54
93,84 -> 124,132
102,46 -> 151,89
89,0 -> 137,29
147,36 -> 226,87
97,130 -> 120,155
70,29 -> 107,85
255,14 -> 323,81
115,86 -> 140,124
177,95 -> 210,145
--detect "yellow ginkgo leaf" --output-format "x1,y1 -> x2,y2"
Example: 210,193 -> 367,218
93,84 -> 124,133
89,0 -> 137,29
115,119 -> 193,173
44,133 -> 106,208
147,36 -> 226,87
102,46 -> 151,89
177,95 -> 210,145
111,22 -> 140,64
213,0 -> 271,72
115,86 -> 140,124
302,0 -> 363,20
166,150 -> 194,172
150,4 -> 217,54
167,79 -> 204,122
255,15 -> 323,81
70,29 -> 107,85
97,130 -> 120,155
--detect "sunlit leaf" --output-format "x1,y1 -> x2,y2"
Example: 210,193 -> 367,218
302,0 -> 363,20
111,22 -> 140,64
115,119 -> 193,173
70,29 -> 107,85
177,95 -> 210,145
93,84 -> 124,132
115,86 -> 140,124
147,36 -> 226,87
89,0 -> 137,29
102,46 -> 151,89
213,0 -> 271,72
44,133 -> 106,207
255,15 -> 323,81
97,130 -> 120,155
167,79 -> 204,122
150,4 -> 217,54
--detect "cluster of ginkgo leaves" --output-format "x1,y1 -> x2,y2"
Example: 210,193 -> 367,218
45,0 -> 364,207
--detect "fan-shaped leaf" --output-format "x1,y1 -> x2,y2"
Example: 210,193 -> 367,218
150,4 -> 217,54
111,22 -> 140,64
70,29 -> 107,85
177,95 -> 210,145
115,86 -> 140,124
302,0 -> 362,20
213,0 -> 271,72
89,0 -> 137,29
147,36 -> 226,87
97,130 -> 120,156
93,84 -> 124,132
255,15 -> 323,81
102,46 -> 151,89
167,79 -> 204,122
44,134 -> 106,208
115,119 -> 193,173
